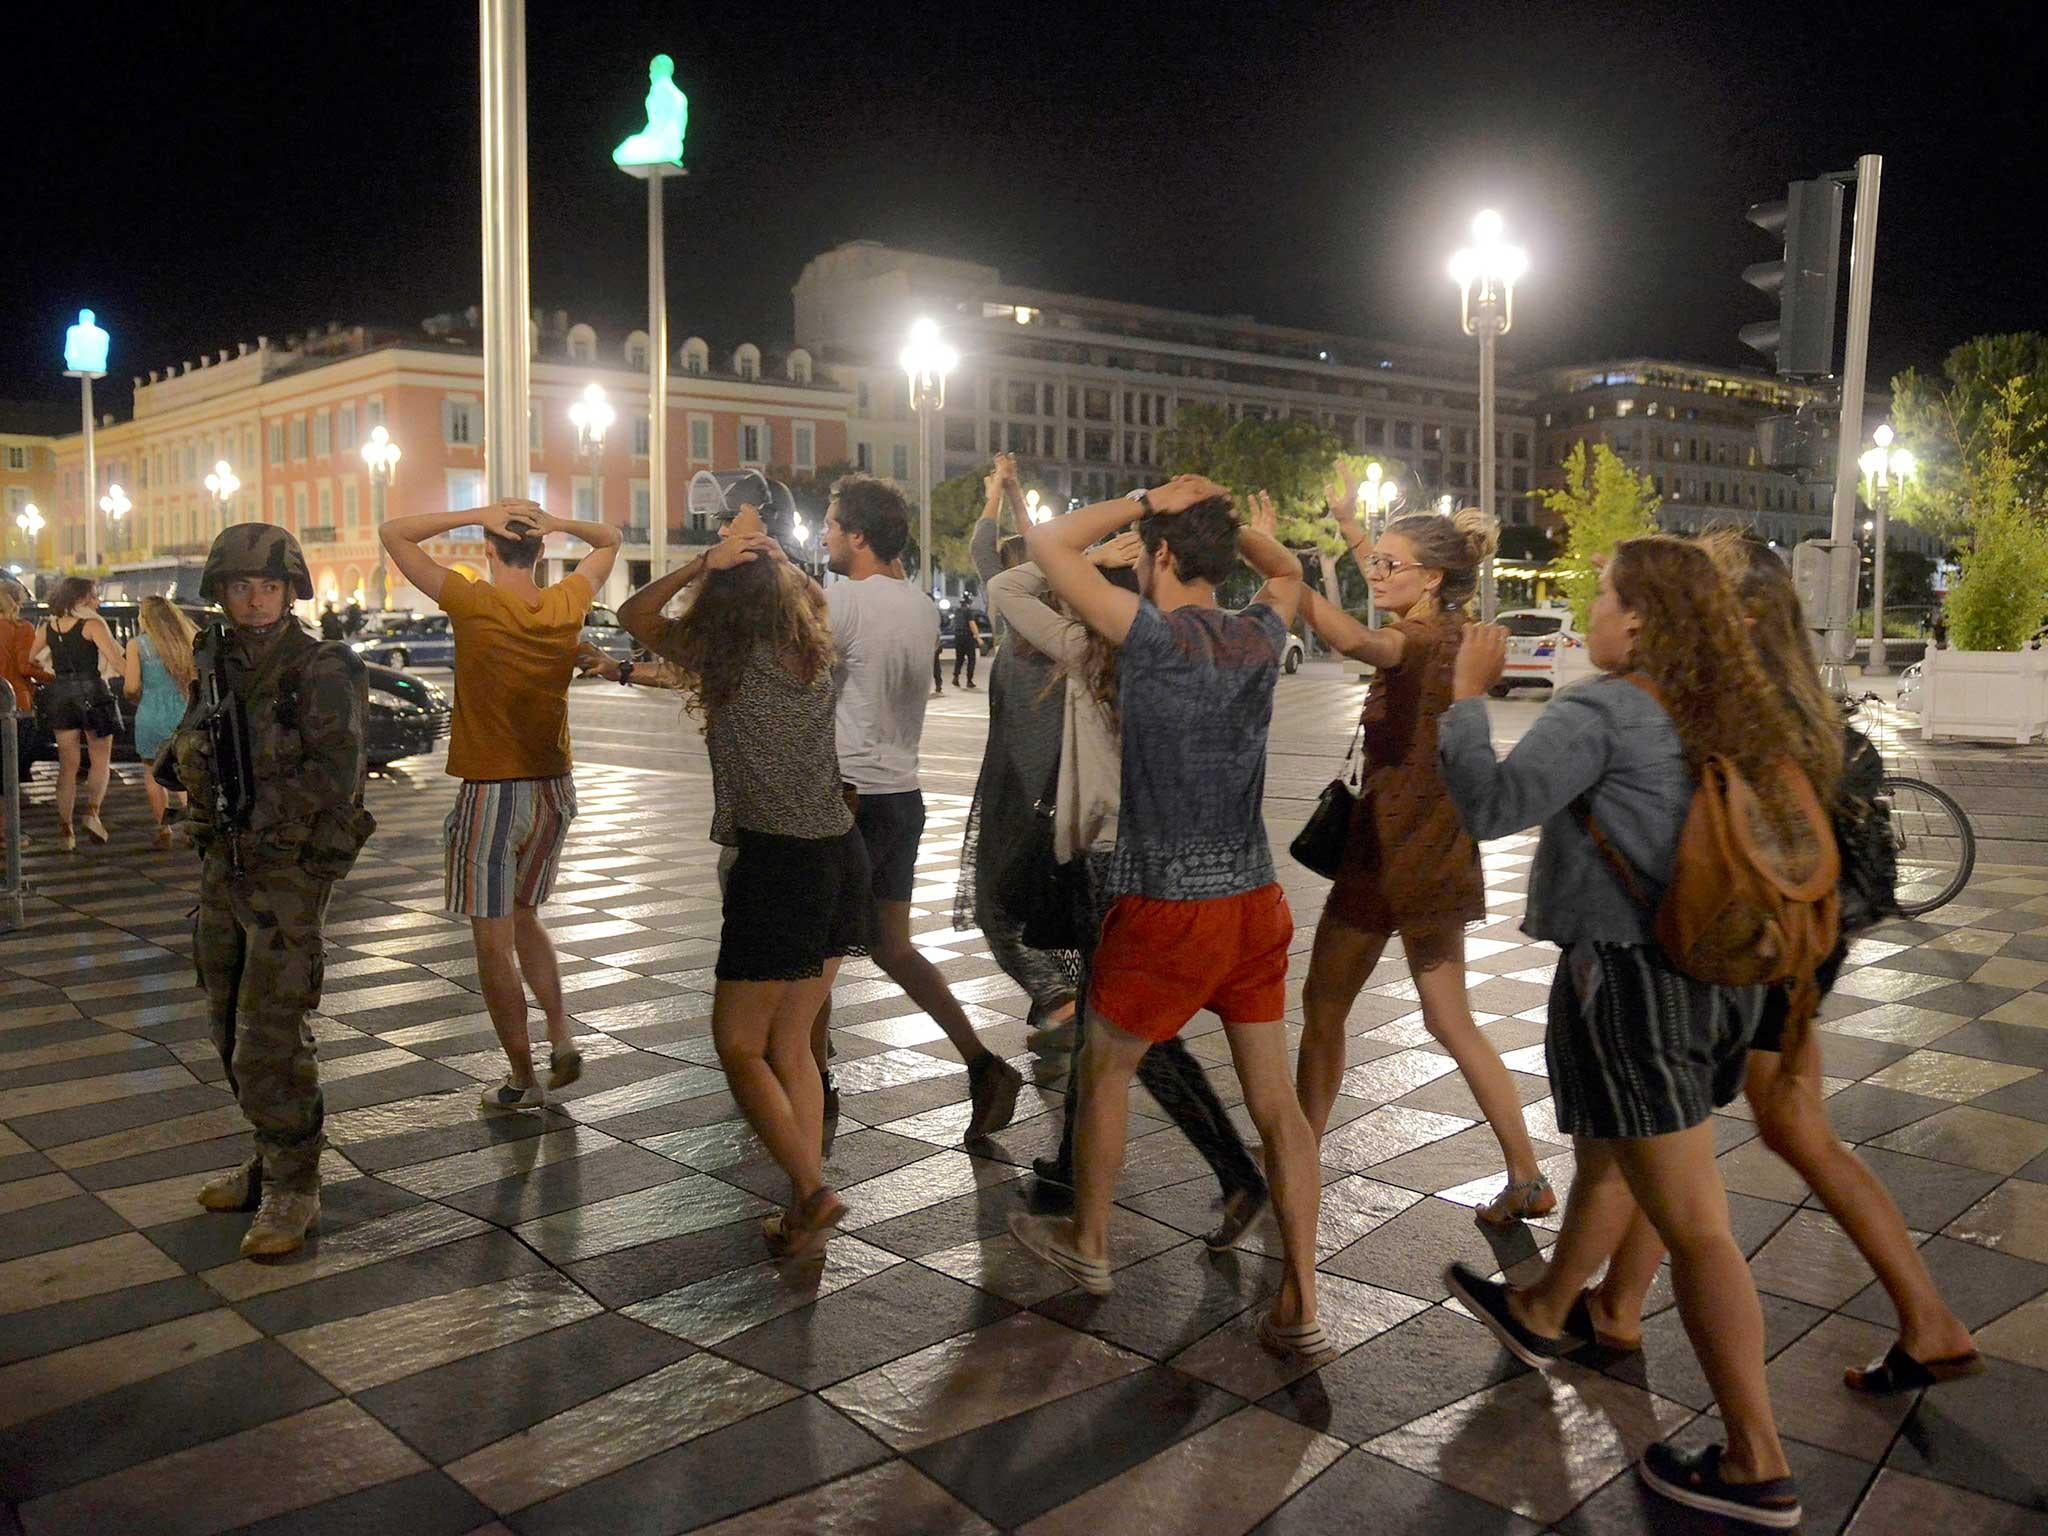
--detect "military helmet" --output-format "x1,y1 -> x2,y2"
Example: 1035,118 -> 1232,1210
200,523 -> 314,602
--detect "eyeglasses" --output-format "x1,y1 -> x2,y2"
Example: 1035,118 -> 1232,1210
1363,553 -> 1425,578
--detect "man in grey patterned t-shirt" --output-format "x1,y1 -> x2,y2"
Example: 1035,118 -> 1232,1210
1007,476 -> 1335,1365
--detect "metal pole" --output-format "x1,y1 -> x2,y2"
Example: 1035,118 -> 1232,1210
478,0 -> 531,506
1825,152 -> 1882,669
1477,314 -> 1497,620
1869,482 -> 1890,674
371,477 -> 389,607
81,375 -> 97,569
1,690 -> 23,932
647,171 -> 669,577
916,399 -> 933,593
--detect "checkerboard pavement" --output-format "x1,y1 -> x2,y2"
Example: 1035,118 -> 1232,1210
2,700 -> 2046,1534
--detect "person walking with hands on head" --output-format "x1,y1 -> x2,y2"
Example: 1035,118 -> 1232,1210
1435,538 -> 1807,1530
35,576 -> 125,850
1006,474 -> 1330,1361
618,509 -> 868,1258
1291,475 -> 1552,1225
381,497 -> 621,1111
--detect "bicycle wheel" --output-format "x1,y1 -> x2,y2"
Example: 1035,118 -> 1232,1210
1881,776 -> 1976,917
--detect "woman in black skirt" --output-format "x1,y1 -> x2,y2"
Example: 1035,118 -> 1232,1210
34,576 -> 125,850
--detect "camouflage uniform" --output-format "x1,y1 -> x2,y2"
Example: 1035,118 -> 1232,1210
172,526 -> 374,1199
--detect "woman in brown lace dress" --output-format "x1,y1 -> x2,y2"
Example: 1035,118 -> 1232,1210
1294,479 -> 1553,1225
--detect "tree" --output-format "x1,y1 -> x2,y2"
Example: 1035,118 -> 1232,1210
1535,441 -> 1662,625
1156,405 -> 1344,549
1890,333 -> 2048,542
1940,380 -> 2048,652
778,459 -> 856,517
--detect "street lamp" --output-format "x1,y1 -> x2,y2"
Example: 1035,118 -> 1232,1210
900,317 -> 958,600
204,460 -> 240,531
1449,209 -> 1528,621
568,384 -> 614,581
1361,461 -> 1404,628
361,424 -> 402,608
15,502 -> 45,568
1024,488 -> 1052,525
63,310 -> 110,568
1857,422 -> 1916,675
98,483 -> 130,555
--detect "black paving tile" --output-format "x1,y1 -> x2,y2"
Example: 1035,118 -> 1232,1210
343,1109 -> 567,1173
320,1059 -> 482,1114
1040,1240 -> 1274,1361
1885,1357 -> 2048,1511
0,1274 -> 221,1368
509,1395 -> 888,1536
67,1133 -> 255,1191
1252,1449 -> 1540,1534
1848,1148 -> 2006,1233
221,1469 -> 494,1536
909,1364 -> 1239,1530
0,1149 -> 57,1184
7,1083 -> 231,1149
0,1191 -> 129,1263
1262,1304 -> 1524,1445
1905,982 -> 2026,1020
717,1260 -> 1013,1390
580,1089 -> 747,1141
1975,1072 -> 2048,1125
1602,1291 -> 1828,1410
144,1175 -> 423,1274
439,1142 -> 689,1225
357,1312 -> 695,1463
1932,1021 -> 2048,1071
706,1128 -> 939,1200
563,1216 -> 774,1309
1822,1083 -> 1950,1145
1882,947 -> 1998,981
1842,1235 -> 2048,1333
0,1046 -> 179,1093
1320,1194 -> 1547,1304
0,1340 -> 338,1501
234,1229 -> 551,1335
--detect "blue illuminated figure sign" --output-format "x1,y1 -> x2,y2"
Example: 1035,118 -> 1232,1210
612,55 -> 687,169
64,309 -> 109,376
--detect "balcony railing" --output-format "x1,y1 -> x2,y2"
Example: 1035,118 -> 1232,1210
300,525 -> 338,544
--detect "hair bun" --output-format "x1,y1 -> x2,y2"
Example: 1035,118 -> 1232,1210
1452,506 -> 1501,564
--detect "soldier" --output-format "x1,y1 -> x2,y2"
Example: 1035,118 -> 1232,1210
171,524 -> 374,1257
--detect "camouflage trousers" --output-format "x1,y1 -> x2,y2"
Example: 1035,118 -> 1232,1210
196,851 -> 334,1193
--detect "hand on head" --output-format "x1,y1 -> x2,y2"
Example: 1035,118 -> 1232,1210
705,532 -> 777,571
1089,530 -> 1145,569
1144,474 -> 1232,516
1452,623 -> 1509,701
479,500 -> 542,540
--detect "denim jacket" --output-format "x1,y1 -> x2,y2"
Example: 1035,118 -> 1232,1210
1435,674 -> 1692,945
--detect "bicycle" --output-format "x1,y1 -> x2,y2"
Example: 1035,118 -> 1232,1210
1842,692 -> 1977,917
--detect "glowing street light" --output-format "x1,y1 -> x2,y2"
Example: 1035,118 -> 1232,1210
16,502 -> 45,568
1361,462 -> 1404,628
1857,421 -> 1916,675
1449,209 -> 1528,620
569,383 -> 614,554
899,317 -> 958,597
361,425 -> 402,607
1024,488 -> 1052,525
204,460 -> 240,517
98,483 -> 130,554
63,309 -> 111,568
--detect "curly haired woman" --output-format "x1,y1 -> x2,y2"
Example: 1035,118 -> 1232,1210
618,510 -> 869,1260
1437,537 -> 1812,1530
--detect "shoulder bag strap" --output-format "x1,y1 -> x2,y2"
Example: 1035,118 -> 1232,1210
1571,795 -> 1653,911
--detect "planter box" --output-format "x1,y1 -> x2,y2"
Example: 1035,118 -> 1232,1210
1921,647 -> 2048,744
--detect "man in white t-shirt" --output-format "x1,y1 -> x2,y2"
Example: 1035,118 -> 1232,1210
817,476 -> 1024,1141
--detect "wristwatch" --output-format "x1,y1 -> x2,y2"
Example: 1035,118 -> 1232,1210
1128,488 -> 1155,515
617,661 -> 635,687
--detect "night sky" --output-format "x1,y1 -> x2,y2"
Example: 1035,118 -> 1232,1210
8,0 -> 2041,412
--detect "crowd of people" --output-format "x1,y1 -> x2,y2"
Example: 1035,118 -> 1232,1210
19,450 -> 1986,1531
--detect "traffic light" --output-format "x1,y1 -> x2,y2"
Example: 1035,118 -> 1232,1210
1740,178 -> 1844,378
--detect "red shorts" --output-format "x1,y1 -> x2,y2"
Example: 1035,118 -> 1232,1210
1089,884 -> 1294,1041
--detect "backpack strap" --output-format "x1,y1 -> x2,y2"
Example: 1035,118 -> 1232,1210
1571,796 -> 1652,911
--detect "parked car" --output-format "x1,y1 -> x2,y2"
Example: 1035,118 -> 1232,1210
1282,632 -> 1305,674
19,602 -> 449,772
1492,607 -> 1586,694
354,605 -> 638,668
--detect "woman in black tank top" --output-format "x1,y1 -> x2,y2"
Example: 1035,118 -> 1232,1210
32,576 -> 125,848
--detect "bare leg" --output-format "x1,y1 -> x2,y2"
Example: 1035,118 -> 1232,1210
1297,913 -> 1388,1138
714,966 -> 838,1206
144,770 -> 170,825
470,915 -> 534,1086
872,899 -> 990,1064
512,903 -> 571,1055
54,730 -> 81,828
1411,946 -> 1546,1188
1069,1010 -> 1148,1260
1588,1207 -> 1663,1345
84,733 -> 113,815
1225,1018 -> 1322,1328
1514,1136 -> 1642,1336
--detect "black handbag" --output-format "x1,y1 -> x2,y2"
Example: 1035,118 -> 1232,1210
1291,719 -> 1363,879
1835,727 -> 1901,934
996,755 -> 1081,951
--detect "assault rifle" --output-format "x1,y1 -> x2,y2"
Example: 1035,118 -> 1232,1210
193,624 -> 256,876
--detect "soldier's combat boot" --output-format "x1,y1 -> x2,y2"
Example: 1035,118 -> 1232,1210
241,1186 -> 320,1258
196,1158 -> 263,1213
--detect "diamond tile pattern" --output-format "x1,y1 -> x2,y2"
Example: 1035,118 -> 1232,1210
1,678 -> 2043,1532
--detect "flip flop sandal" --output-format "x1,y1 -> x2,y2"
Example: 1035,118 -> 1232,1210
1477,1174 -> 1556,1227
1844,1341 -> 1985,1394
1008,1212 -> 1113,1295
1257,1311 -> 1336,1364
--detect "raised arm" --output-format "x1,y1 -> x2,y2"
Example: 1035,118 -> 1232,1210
1299,585 -> 1407,670
1239,490 -> 1305,628
1324,465 -> 1376,586
536,510 -> 623,591
1023,474 -> 1229,645
617,551 -> 709,657
1435,626 -> 1608,840
971,458 -> 1007,583
380,499 -> 540,604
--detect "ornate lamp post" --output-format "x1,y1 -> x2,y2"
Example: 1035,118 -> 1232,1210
63,309 -> 111,568
15,502 -> 46,569
899,317 -> 958,598
569,383 -> 614,574
1857,422 -> 1916,676
1448,210 -> 1528,621
203,460 -> 240,536
1361,461 -> 1404,628
98,483 -> 130,556
361,425 -> 401,607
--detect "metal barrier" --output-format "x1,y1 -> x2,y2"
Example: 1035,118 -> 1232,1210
1,688 -> 24,931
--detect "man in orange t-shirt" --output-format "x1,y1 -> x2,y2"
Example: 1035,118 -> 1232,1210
381,498 -> 621,1110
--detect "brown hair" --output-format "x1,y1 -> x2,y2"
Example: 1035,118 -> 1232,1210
1607,536 -> 1811,827
1045,566 -> 1137,723
660,557 -> 835,721
1384,507 -> 1500,612
1698,531 -> 1844,804
48,576 -> 96,616
138,595 -> 199,692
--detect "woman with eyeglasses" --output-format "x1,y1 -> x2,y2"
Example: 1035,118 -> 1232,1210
1291,473 -> 1553,1226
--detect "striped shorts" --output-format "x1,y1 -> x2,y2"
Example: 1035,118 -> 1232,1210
1546,941 -> 1761,1140
444,775 -> 577,919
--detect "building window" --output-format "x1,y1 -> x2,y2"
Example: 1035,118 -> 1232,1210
1083,388 -> 1112,421
740,421 -> 765,465
1394,421 -> 1414,449
1084,429 -> 1112,462
343,483 -> 359,525
734,344 -> 760,381
689,417 -> 711,461
289,418 -> 307,459
528,473 -> 547,507
891,444 -> 910,480
529,401 -> 542,453
631,482 -> 650,534
945,418 -> 977,452
336,406 -> 357,453
271,486 -> 286,523
443,401 -> 478,446
313,410 -> 332,457
1009,381 -> 1037,415
292,486 -> 308,530
367,397 -> 385,428
1010,423 -> 1034,456
573,477 -> 595,519
446,468 -> 485,512
856,381 -> 871,414
4,446 -> 26,471
632,414 -> 651,456
855,441 -> 872,472
316,483 -> 333,526
793,423 -> 815,472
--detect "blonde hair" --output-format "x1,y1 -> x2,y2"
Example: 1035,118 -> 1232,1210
138,595 -> 198,692
1384,507 -> 1501,611
0,589 -> 18,623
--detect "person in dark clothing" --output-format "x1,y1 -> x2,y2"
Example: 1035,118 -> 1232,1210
952,599 -> 981,688
343,600 -> 366,636
320,602 -> 346,641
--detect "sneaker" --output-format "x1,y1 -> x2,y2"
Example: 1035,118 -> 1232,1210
240,1187 -> 320,1258
196,1159 -> 262,1213
1638,1442 -> 1802,1530
545,1047 -> 584,1091
966,1053 -> 1023,1141
1444,1260 -> 1571,1370
482,1075 -> 546,1111
1009,1212 -> 1113,1295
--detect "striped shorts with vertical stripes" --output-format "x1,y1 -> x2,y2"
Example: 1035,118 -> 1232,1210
1546,940 -> 1762,1140
443,775 -> 577,919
